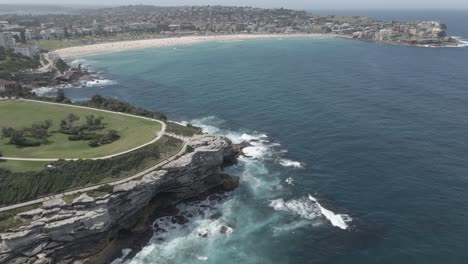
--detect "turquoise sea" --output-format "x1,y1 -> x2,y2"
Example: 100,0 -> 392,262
59,10 -> 468,264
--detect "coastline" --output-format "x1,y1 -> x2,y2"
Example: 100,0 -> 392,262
54,34 -> 349,58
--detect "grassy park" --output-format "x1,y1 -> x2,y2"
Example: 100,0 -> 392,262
0,100 -> 162,159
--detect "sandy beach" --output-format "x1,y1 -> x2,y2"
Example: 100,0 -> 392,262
55,34 -> 347,58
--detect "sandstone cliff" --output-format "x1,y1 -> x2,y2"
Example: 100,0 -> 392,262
0,134 -> 240,264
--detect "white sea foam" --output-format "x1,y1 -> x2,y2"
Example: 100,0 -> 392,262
279,159 -> 303,168
285,177 -> 294,185
31,86 -> 60,96
196,256 -> 208,261
451,37 -> 468,47
269,195 -> 352,230
242,141 -> 270,159
31,78 -> 115,96
186,116 -> 302,167
68,58 -> 97,68
187,116 -> 268,145
127,195 -> 235,263
423,37 -> 468,48
308,195 -> 352,230
269,197 -> 321,220
81,79 -> 116,87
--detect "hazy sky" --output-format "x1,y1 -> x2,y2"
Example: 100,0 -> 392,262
0,0 -> 467,9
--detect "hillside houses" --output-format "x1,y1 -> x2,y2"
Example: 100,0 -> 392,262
0,6 -> 458,47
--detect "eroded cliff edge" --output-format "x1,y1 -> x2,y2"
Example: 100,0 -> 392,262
0,134 -> 241,264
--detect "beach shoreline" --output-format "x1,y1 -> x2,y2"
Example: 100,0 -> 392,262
54,34 -> 349,58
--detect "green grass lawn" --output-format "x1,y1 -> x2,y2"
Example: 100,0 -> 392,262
0,136 -> 183,206
32,40 -> 86,51
0,100 -> 162,159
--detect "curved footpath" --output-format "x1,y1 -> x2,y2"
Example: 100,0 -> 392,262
0,99 -> 194,212
0,98 -> 167,161
0,136 -> 189,212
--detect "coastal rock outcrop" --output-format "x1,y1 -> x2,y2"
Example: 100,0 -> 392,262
0,134 -> 240,264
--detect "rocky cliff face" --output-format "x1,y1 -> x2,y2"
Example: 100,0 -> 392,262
0,135 -> 240,264
352,21 -> 458,46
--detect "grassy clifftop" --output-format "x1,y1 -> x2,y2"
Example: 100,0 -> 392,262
0,100 -> 161,159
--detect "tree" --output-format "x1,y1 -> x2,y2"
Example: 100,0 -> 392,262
85,115 -> 104,128
56,89 -> 66,102
1,127 -> 14,138
9,129 -> 26,146
66,113 -> 80,123
30,128 -> 48,140
0,46 -> 6,61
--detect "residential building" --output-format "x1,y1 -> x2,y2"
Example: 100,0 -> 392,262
0,31 -> 16,49
0,79 -> 17,92
14,44 -> 39,58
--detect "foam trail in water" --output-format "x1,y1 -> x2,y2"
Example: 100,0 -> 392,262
269,195 -> 352,230
279,159 -> 303,168
31,79 -> 116,96
269,197 -> 321,220
81,79 -> 117,87
185,116 -> 268,144
308,195 -> 352,230
451,37 -> 468,47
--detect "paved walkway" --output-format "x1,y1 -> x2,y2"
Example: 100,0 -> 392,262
0,138 -> 189,212
0,98 -> 167,161
0,99 -> 197,213
36,53 -> 54,73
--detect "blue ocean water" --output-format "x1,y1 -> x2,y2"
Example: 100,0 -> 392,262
62,10 -> 468,264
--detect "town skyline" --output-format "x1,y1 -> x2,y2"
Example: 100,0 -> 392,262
1,0 -> 468,9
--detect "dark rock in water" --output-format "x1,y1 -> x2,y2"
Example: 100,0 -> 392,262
171,215 -> 189,225
208,194 -> 221,201
186,213 -> 193,218
220,226 -> 229,234
223,141 -> 248,165
198,232 -> 209,238
222,175 -> 240,191
154,227 -> 167,233
210,212 -> 222,220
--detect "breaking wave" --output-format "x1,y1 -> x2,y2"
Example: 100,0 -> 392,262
269,195 -> 352,230
424,36 -> 468,48
81,79 -> 117,87
125,194 -> 234,264
309,195 -> 352,230
279,158 -> 303,168
121,116 -> 352,263
31,79 -> 116,96
451,36 -> 468,48
269,197 -> 322,220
